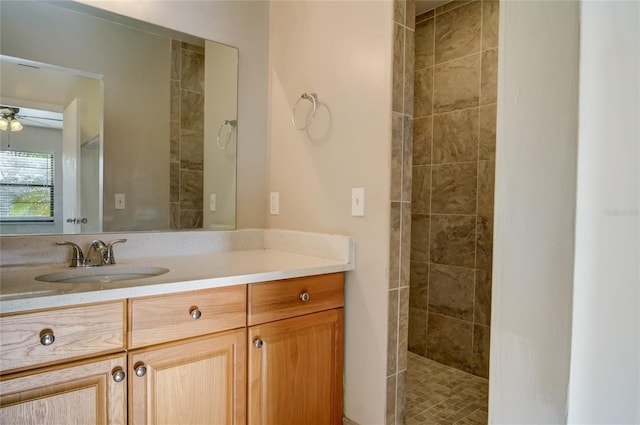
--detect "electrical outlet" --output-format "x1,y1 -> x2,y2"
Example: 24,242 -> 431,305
115,193 -> 125,210
270,192 -> 279,215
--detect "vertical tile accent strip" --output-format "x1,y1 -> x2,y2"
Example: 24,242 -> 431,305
170,40 -> 206,229
388,1 -> 415,424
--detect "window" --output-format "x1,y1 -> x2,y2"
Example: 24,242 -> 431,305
0,150 -> 54,222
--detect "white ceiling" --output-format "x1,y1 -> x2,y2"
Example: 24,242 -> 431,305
416,0 -> 451,16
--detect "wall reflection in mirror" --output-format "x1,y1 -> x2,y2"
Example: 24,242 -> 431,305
0,0 -> 238,236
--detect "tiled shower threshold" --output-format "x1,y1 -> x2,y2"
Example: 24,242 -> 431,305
406,352 -> 488,425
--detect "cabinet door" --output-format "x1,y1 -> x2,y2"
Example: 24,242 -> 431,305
129,329 -> 246,425
248,308 -> 344,425
0,353 -> 127,425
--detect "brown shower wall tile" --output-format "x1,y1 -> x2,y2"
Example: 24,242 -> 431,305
430,214 -> 476,268
170,80 -> 180,121
179,169 -> 203,210
408,0 -> 498,381
401,202 -> 412,288
479,104 -> 496,160
409,307 -> 428,355
393,24 -> 405,113
436,0 -> 474,16
412,165 -> 431,214
434,1 -> 482,64
391,113 -> 404,202
416,9 -> 435,24
404,29 -> 416,116
428,264 -> 475,321
179,209 -> 202,229
431,162 -> 477,214
169,202 -> 179,229
477,160 -> 495,216
390,202 -> 402,289
180,130 -> 204,171
388,288 -> 400,376
413,116 -> 432,165
394,0 -> 406,25
386,374 -> 397,425
414,67 -> 433,117
398,287 -> 410,371
181,48 -> 205,93
181,90 -> 204,132
475,215 -> 494,270
411,214 -> 430,263
403,117 -> 414,203
482,0 -> 500,50
426,312 -> 473,371
433,53 -> 480,113
415,18 -> 435,70
433,108 -> 479,164
480,49 -> 498,105
410,261 -> 429,309
472,324 -> 491,378
170,162 -> 179,203
171,39 -> 181,80
406,0 -> 415,29
170,121 -> 180,162
181,42 -> 204,54
474,268 -> 492,326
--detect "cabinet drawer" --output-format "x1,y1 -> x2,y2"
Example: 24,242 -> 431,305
128,285 -> 246,348
248,273 -> 344,326
0,301 -> 125,374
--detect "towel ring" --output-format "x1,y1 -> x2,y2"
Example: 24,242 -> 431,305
291,92 -> 318,131
217,119 -> 237,149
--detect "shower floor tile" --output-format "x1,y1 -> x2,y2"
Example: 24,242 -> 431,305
406,351 -> 488,425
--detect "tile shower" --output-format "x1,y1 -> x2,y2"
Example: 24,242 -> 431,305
170,40 -> 205,229
409,0 -> 498,383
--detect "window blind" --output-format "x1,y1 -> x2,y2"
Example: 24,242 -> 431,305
0,150 -> 55,221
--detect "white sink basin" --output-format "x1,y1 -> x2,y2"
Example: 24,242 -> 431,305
36,266 -> 169,284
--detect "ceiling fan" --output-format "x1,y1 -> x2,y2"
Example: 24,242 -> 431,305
0,106 -> 63,131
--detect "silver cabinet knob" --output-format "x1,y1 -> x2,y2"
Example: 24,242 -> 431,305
112,368 -> 126,383
299,292 -> 310,302
254,338 -> 264,349
190,307 -> 202,320
39,329 -> 55,346
135,364 -> 147,377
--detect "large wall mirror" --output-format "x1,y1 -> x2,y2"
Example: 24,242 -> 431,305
0,0 -> 238,235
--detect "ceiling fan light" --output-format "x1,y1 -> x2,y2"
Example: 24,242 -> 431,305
0,117 -> 8,131
10,118 -> 23,132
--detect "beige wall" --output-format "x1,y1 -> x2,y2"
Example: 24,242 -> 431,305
490,1 -> 580,422
79,0 -> 270,230
267,2 -> 393,423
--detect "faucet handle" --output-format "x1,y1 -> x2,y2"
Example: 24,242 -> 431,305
56,241 -> 85,267
105,239 -> 127,265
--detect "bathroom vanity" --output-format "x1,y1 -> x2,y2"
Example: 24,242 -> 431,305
0,230 -> 352,424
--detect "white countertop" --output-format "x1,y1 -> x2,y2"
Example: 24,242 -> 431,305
0,248 -> 352,314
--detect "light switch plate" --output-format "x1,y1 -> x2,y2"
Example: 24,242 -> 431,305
352,187 -> 365,216
209,194 -> 217,212
270,192 -> 279,215
115,193 -> 125,210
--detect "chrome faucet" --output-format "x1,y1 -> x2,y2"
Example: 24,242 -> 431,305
56,239 -> 127,267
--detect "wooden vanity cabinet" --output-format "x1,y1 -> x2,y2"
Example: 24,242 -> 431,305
247,273 -> 345,425
127,286 -> 247,425
0,302 -> 127,425
0,272 -> 345,425
0,353 -> 127,425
